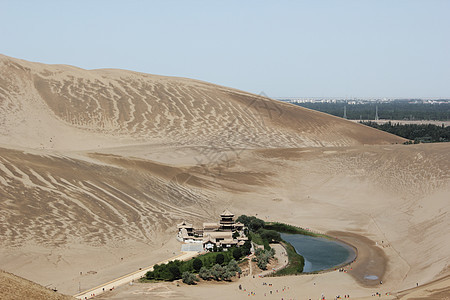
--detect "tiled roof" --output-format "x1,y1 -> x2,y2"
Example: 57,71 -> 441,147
220,209 -> 234,217
177,220 -> 193,228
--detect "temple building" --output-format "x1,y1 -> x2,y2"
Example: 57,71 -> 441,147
177,210 -> 247,250
219,210 -> 242,231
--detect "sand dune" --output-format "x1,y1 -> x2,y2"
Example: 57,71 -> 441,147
0,269 -> 73,300
0,55 -> 447,299
0,142 -> 448,298
0,54 -> 404,151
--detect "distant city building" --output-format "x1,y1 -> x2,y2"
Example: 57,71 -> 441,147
274,97 -> 450,105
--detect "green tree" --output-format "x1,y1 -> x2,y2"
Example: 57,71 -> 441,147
215,253 -> 225,265
169,265 -> 181,280
193,258 -> 203,272
232,247 -> 242,260
241,240 -> 251,256
145,270 -> 155,280
249,218 -> 265,231
236,215 -> 250,227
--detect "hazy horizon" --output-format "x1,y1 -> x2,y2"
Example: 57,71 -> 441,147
1,0 -> 449,98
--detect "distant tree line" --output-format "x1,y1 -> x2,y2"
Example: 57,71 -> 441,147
361,121 -> 450,143
294,102 -> 450,121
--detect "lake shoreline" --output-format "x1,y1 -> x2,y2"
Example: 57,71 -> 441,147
327,231 -> 387,288
279,232 -> 357,274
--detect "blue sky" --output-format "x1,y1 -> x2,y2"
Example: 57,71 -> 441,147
1,0 -> 449,98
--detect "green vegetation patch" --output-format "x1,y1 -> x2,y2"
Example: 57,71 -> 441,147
144,244 -> 249,283
265,222 -> 322,238
249,231 -> 264,245
238,215 -> 305,274
254,248 -> 275,270
295,101 -> 450,121
361,121 -> 449,143
248,231 -> 272,250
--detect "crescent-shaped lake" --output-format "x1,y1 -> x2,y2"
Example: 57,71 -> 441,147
280,233 -> 357,273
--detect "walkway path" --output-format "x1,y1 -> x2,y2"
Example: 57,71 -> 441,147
73,251 -> 198,299
259,243 -> 289,277
248,255 -> 253,276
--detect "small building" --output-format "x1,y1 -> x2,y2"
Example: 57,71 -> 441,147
176,221 -> 201,243
203,234 -> 216,251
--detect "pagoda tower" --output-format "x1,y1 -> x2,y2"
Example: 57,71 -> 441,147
219,210 -> 235,231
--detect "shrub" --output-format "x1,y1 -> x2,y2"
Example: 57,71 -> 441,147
227,259 -> 241,274
199,267 -> 211,280
263,239 -> 271,251
257,259 -> 267,270
182,271 -> 198,285
221,269 -> 234,281
269,247 -> 275,257
255,249 -> 275,271
210,264 -> 224,281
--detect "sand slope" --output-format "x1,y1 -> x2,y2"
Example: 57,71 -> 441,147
0,55 -> 447,299
0,54 -> 404,151
0,143 -> 448,297
0,269 -> 73,300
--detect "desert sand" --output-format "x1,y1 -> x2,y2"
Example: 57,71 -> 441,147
0,55 -> 448,299
0,269 -> 73,300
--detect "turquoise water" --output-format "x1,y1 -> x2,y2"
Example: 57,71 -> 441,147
280,233 -> 356,273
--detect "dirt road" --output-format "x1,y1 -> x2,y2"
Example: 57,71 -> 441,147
73,251 -> 198,299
